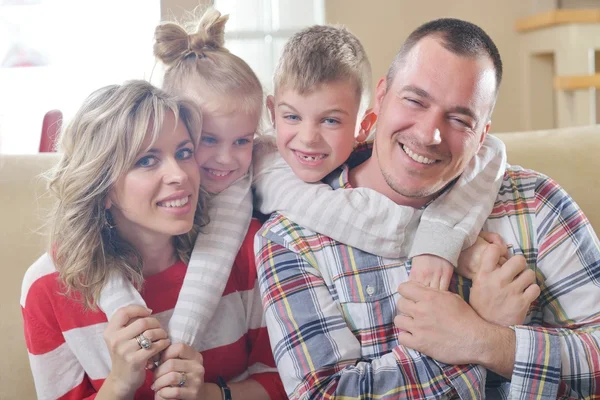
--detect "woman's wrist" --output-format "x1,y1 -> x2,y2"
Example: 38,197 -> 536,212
98,373 -> 136,400
201,382 -> 225,400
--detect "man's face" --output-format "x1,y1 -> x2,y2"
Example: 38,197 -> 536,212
372,37 -> 497,203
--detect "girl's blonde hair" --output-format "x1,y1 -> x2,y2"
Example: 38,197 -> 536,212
154,7 -> 263,118
47,80 -> 207,310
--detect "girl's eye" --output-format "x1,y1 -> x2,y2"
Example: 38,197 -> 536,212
135,155 -> 158,168
201,136 -> 217,145
283,114 -> 300,121
176,148 -> 194,160
234,138 -> 252,146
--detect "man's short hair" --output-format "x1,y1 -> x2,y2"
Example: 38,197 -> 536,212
387,18 -> 503,93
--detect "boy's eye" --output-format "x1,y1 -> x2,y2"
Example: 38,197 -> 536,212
176,147 -> 194,160
135,155 -> 158,168
323,118 -> 340,125
234,138 -> 252,146
201,136 -> 217,145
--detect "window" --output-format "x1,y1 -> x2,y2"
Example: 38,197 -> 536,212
214,0 -> 325,91
0,0 -> 159,154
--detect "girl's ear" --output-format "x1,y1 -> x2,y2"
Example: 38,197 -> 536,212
356,108 -> 377,142
266,95 -> 276,127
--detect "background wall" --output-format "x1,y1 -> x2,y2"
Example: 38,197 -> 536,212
325,0 -> 531,133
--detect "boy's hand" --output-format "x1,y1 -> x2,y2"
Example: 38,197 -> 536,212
410,255 -> 454,291
457,232 -> 507,280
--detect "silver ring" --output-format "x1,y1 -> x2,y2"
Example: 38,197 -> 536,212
178,371 -> 186,387
135,333 -> 152,350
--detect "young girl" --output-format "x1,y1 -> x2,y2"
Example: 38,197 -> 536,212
21,80 -> 283,399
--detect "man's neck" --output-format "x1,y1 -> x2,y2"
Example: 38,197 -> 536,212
348,156 -> 433,209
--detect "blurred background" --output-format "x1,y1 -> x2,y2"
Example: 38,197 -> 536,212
2,0 -> 600,153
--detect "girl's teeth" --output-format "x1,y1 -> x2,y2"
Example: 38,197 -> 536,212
208,169 -> 230,177
402,144 -> 436,165
158,196 -> 189,208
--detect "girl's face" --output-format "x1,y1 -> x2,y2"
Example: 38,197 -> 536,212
195,111 -> 259,194
107,112 -> 201,244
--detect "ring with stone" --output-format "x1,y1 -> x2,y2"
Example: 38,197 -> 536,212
178,371 -> 186,387
135,333 -> 152,350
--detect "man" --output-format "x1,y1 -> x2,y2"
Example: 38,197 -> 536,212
255,18 -> 600,399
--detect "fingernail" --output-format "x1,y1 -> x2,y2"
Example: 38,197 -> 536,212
146,308 -> 153,313
151,384 -> 155,391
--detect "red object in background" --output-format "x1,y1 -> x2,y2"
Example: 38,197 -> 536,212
39,109 -> 62,153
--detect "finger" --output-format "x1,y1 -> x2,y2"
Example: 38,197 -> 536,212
160,343 -> 198,363
120,327 -> 169,355
152,371 -> 187,393
479,231 -> 506,248
514,268 -> 537,292
154,358 -> 188,380
119,317 -> 163,343
497,255 -> 527,284
498,256 -> 508,266
479,243 -> 505,274
397,281 -> 428,302
396,330 -> 417,350
123,338 -> 171,367
396,295 -> 418,317
106,305 -> 152,332
156,386 -> 190,400
393,314 -> 414,333
523,283 -> 541,303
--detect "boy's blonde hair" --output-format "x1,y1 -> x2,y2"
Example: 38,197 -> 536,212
47,80 -> 207,310
154,7 -> 263,118
273,25 -> 372,115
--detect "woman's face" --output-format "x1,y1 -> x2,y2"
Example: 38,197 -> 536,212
107,112 -> 201,244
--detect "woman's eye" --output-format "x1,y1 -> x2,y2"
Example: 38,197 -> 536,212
176,148 -> 194,160
135,155 -> 158,168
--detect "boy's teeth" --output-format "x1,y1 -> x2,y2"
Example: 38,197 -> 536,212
402,145 -> 436,165
299,154 -> 325,161
158,196 -> 189,208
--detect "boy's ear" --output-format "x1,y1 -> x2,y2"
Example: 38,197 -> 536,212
266,95 -> 276,128
356,108 -> 377,143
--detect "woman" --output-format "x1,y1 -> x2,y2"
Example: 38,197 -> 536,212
21,80 -> 284,399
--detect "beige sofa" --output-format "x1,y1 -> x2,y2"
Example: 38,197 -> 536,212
2,126 -> 599,399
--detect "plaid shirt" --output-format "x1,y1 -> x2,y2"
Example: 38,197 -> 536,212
255,155 -> 600,399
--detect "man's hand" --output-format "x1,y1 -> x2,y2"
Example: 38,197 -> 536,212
409,255 -> 454,291
394,281 -> 492,365
470,244 -> 540,326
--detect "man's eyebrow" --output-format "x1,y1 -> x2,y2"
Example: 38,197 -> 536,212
449,106 -> 478,122
399,85 -> 433,100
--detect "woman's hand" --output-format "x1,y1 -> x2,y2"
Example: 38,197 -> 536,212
152,343 -> 206,399
101,305 -> 170,399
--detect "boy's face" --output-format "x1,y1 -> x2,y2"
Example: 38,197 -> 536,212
268,80 -> 361,183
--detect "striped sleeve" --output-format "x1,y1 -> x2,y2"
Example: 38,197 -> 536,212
21,254 -> 98,400
409,134 -> 507,266
254,235 -> 485,399
509,175 -> 600,399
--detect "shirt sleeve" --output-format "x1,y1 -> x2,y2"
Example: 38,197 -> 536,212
253,142 -> 416,259
21,277 -> 98,400
507,175 -> 600,399
409,134 -> 507,266
254,234 -> 487,399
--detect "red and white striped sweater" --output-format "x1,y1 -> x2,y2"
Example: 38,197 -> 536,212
21,219 -> 285,400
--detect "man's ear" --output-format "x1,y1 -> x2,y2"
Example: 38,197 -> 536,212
266,95 -> 276,128
356,109 -> 377,142
479,121 -> 491,149
372,76 -> 388,116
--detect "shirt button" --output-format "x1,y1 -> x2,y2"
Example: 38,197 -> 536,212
366,285 -> 375,296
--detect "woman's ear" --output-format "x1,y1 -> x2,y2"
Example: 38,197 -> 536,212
356,108 -> 377,142
266,95 -> 276,128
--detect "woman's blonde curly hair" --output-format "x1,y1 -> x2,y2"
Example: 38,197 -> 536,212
46,80 -> 208,310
